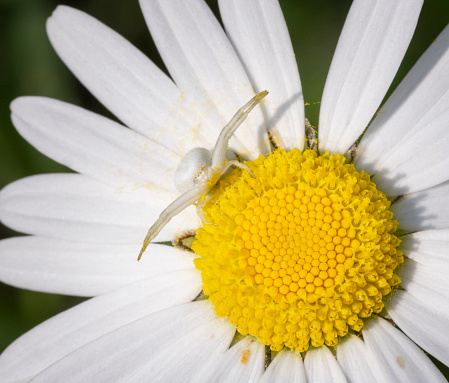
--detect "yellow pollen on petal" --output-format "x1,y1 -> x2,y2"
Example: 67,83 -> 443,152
192,149 -> 403,352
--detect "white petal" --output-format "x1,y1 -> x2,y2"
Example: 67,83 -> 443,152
336,334 -> 377,383
11,96 -> 179,194
400,258 -> 449,300
400,228 -> 449,241
363,315 -> 446,382
319,0 -> 423,155
259,349 -> 306,383
400,229 -> 449,270
0,174 -> 199,243
47,5 -> 200,155
387,290 -> 449,367
356,24 -> 449,175
218,0 -> 305,151
192,337 -> 265,383
0,236 -> 195,296
139,0 -> 270,159
391,181 -> 449,231
31,300 -> 235,383
370,107 -> 449,195
0,270 -> 202,383
304,345 -> 347,383
397,281 -> 449,324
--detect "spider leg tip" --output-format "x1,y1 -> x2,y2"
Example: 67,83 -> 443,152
256,90 -> 269,101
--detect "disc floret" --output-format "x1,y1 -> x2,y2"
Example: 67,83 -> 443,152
193,149 -> 403,351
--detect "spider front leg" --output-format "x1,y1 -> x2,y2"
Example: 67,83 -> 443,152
212,90 -> 268,168
137,186 -> 204,261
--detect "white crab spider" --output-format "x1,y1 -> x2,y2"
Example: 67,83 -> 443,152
137,90 -> 269,261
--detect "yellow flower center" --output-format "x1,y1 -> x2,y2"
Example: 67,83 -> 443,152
192,149 -> 403,352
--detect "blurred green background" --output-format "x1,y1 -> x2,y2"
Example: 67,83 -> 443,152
0,0 -> 448,374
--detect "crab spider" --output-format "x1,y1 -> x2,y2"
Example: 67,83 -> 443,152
137,90 -> 269,261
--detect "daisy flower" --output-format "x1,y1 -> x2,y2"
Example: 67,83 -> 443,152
1,0 -> 449,381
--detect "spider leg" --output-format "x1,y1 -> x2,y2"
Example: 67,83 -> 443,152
196,204 -> 208,224
138,185 -> 204,261
196,195 -> 214,225
221,160 -> 255,178
212,90 -> 268,168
